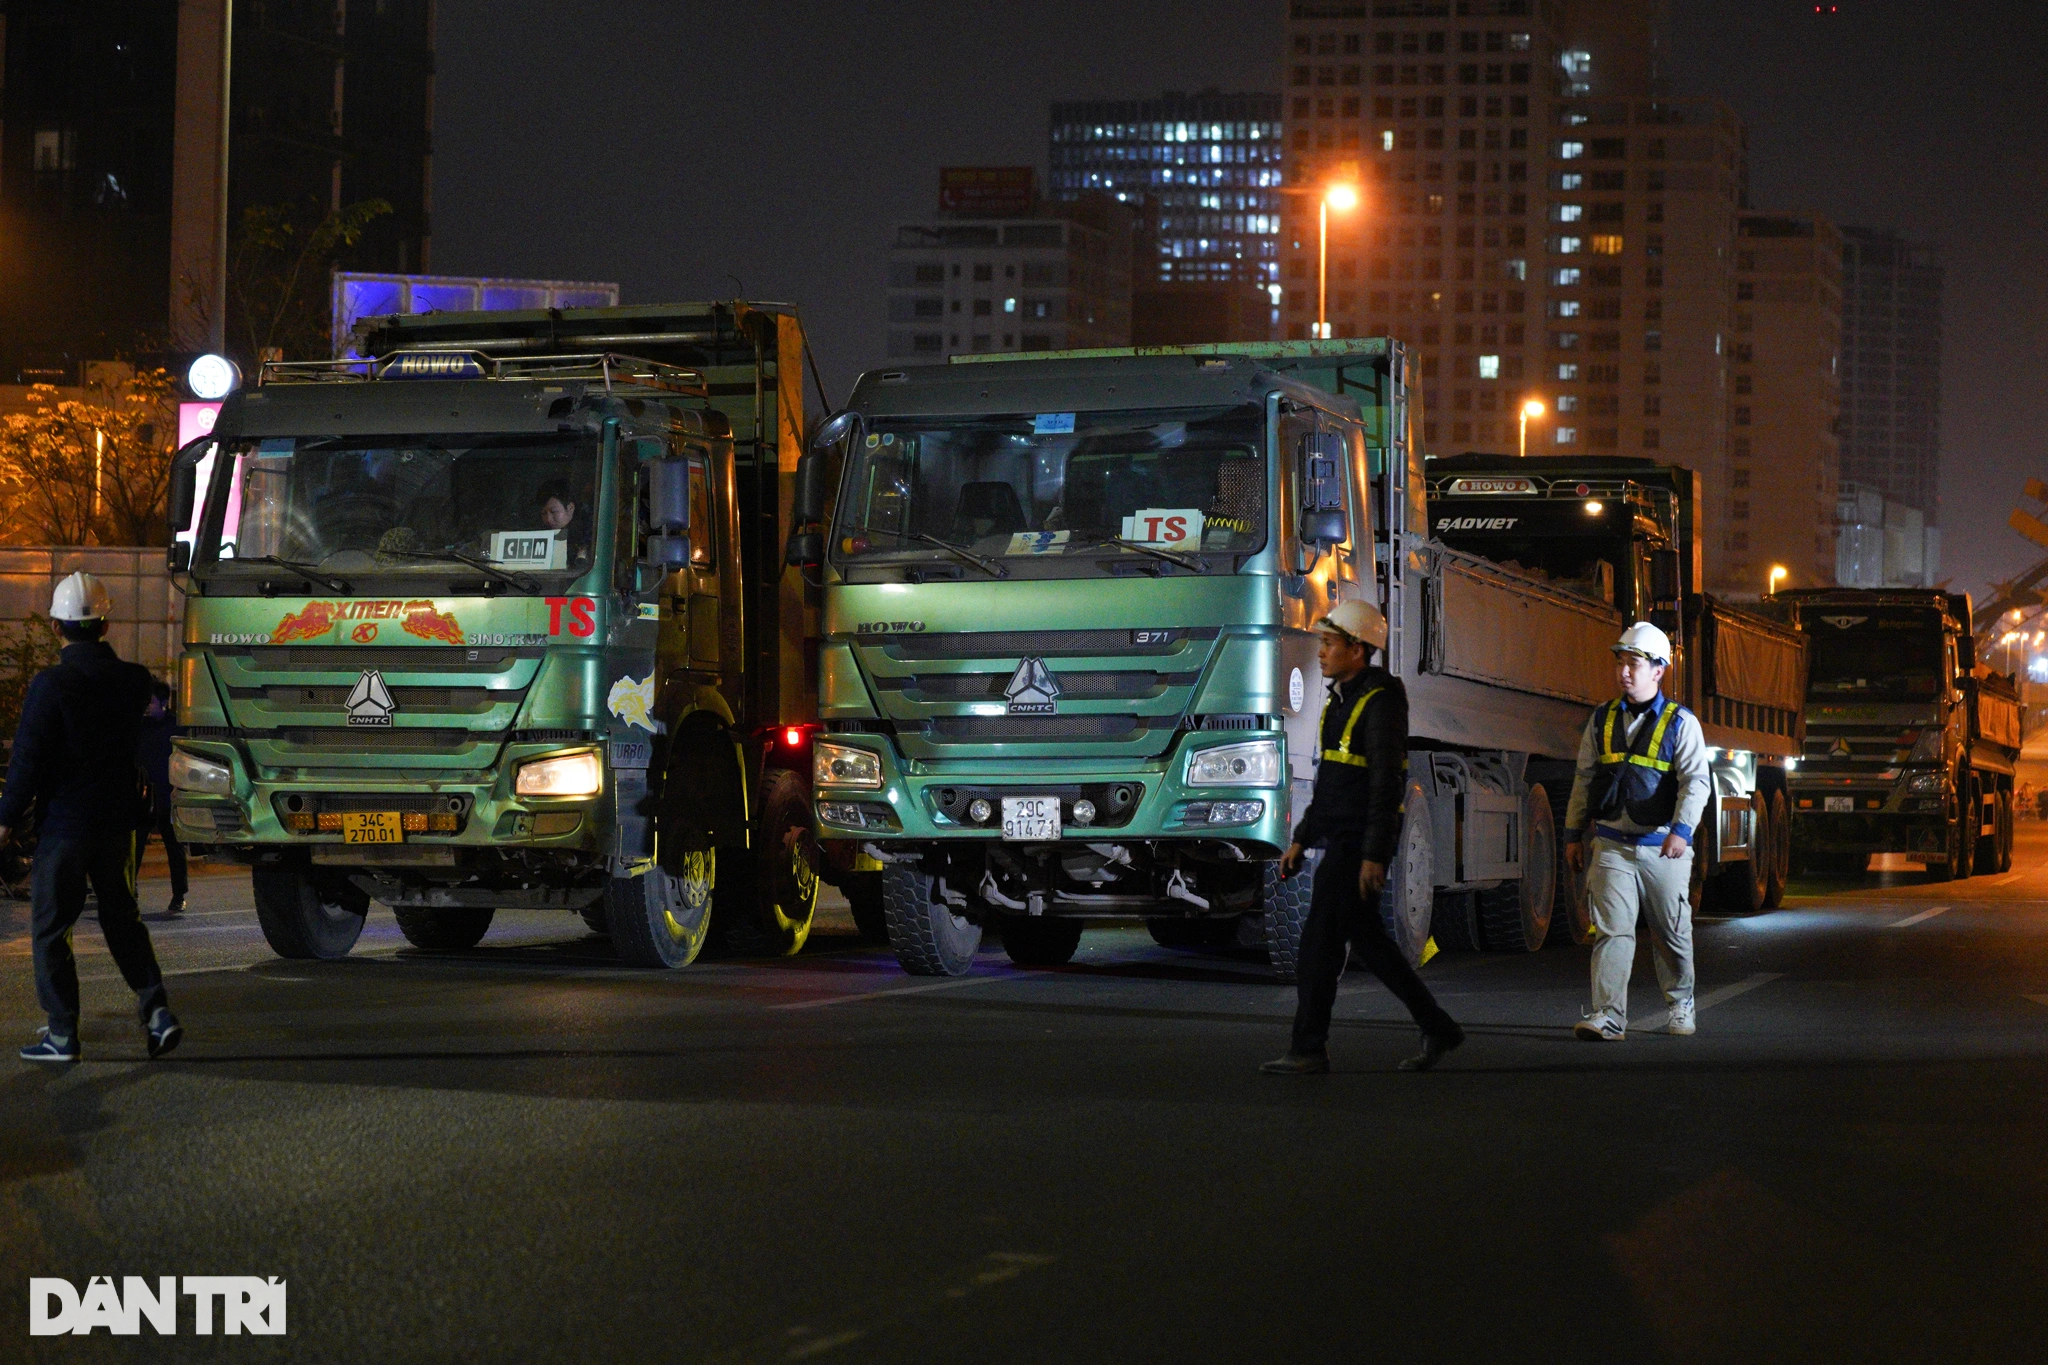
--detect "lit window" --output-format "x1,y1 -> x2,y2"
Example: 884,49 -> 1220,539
1478,355 -> 1500,379
1557,204 -> 1584,223
1004,297 -> 1017,314
1554,427 -> 1577,444
1557,300 -> 1581,318
1557,395 -> 1579,412
1589,234 -> 1624,255
1556,363 -> 1579,380
1504,259 -> 1526,280
1557,237 -> 1582,254
1381,130 -> 1395,151
1559,173 -> 1584,190
1559,141 -> 1585,160
1552,267 -> 1581,287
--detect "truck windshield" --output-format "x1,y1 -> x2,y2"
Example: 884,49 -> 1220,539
832,405 -> 1265,573
1807,625 -> 1943,699
197,433 -> 599,583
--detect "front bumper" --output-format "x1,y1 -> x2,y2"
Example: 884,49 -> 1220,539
811,733 -> 1292,855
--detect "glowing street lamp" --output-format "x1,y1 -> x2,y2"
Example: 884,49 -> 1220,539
1768,564 -> 1789,596
1315,183 -> 1360,341
1518,399 -> 1545,458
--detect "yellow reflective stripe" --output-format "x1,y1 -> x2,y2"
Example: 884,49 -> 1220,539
1321,686 -> 1384,767
1598,699 -> 1677,771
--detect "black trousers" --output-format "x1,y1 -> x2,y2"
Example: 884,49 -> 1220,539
31,832 -> 168,1036
1292,840 -> 1460,1055
136,808 -> 188,899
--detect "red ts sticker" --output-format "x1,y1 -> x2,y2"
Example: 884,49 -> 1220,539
546,596 -> 597,637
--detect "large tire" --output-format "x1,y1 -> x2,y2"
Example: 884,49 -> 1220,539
1931,777 -> 1975,882
1384,773 -> 1436,967
605,852 -> 714,967
394,907 -> 494,951
1709,798 -> 1768,915
580,903 -> 609,936
1478,782 -> 1556,952
1260,856 -> 1316,982
1000,915 -> 1083,966
1545,783 -> 1593,947
1148,916 -> 1239,950
251,863 -> 368,960
1430,891 -> 1481,953
1762,789 -> 1790,908
844,870 -> 887,943
1998,789 -> 2015,872
882,862 -> 981,976
719,768 -> 820,956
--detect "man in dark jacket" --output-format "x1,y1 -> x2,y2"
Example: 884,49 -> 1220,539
1262,600 -> 1463,1075
137,680 -> 188,919
2,573 -> 181,1064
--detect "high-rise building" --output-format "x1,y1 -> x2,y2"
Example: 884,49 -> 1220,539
0,0 -> 433,379
886,174 -> 1133,362
1838,227 -> 1942,523
1279,1 -> 1763,581
1727,212 -> 1842,594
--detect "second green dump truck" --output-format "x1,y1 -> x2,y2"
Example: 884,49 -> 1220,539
788,340 -> 1808,978
167,302 -> 848,966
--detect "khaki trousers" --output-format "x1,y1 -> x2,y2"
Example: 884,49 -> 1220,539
1587,837 -> 1695,1026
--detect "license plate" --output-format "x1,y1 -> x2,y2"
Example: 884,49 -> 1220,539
1824,797 -> 1854,813
1000,796 -> 1062,842
340,811 -> 405,844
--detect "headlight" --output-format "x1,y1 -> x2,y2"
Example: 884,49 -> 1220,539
1908,729 -> 1944,763
1186,738 -> 1281,786
167,747 -> 231,795
515,750 -> 603,798
814,741 -> 883,790
1906,770 -> 1946,793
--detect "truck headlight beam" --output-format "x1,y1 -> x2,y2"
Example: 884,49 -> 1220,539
515,750 -> 604,798
1186,739 -> 1281,786
167,747 -> 231,795
814,741 -> 883,790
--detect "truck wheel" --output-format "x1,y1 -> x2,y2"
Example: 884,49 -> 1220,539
1430,891 -> 1481,953
719,769 -> 819,957
1763,790 -> 1791,908
393,907 -> 494,952
251,863 -> 368,960
882,862 -> 981,976
605,854 -> 713,967
1545,783 -> 1593,947
579,903 -> 609,936
1934,778 -> 1976,882
1976,781 -> 2003,873
1384,773 -> 1437,967
999,915 -> 1083,967
844,870 -> 887,943
1148,916 -> 1239,950
1478,782 -> 1556,952
1709,799 -> 1769,914
1260,855 -> 1316,983
1998,789 -> 2015,872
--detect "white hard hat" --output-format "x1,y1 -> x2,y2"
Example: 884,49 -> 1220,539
1316,599 -> 1389,650
1612,620 -> 1672,665
50,571 -> 111,623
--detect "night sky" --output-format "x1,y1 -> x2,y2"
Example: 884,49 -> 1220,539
432,1 -> 2046,600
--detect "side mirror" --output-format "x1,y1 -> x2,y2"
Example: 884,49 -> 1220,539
793,448 -> 830,524
1650,549 -> 1681,602
810,410 -> 859,456
642,534 -> 691,569
166,541 -> 192,573
785,529 -> 825,569
1300,510 -> 1349,547
647,458 -> 690,532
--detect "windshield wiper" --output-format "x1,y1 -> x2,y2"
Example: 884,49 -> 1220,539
1073,531 -> 1206,574
397,549 -> 540,593
231,555 -> 352,594
852,525 -> 1008,579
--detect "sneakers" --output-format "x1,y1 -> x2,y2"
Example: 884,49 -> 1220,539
1574,1010 -> 1627,1042
145,1007 -> 183,1059
1398,1029 -> 1465,1071
1667,999 -> 1697,1036
20,1029 -> 80,1065
1260,1052 -> 1331,1075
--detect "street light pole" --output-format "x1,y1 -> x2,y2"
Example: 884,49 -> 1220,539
1518,399 -> 1544,458
1317,196 -> 1329,341
1768,565 -> 1789,597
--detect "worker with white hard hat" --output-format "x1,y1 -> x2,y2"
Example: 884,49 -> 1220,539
2,571 -> 181,1064
1263,598 -> 1464,1075
1562,619 -> 1711,1041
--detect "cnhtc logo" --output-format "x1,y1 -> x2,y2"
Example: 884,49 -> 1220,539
1004,657 -> 1061,715
30,1276 -> 286,1335
345,669 -> 396,727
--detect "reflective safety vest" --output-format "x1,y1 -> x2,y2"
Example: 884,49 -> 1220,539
1593,695 -> 1687,828
1320,685 -> 1385,768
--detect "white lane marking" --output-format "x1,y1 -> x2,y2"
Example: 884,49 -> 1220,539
1887,905 -> 1950,929
2025,995 -> 2048,1009
1991,872 -> 2024,885
1635,971 -> 1782,1032
770,970 -> 1018,1011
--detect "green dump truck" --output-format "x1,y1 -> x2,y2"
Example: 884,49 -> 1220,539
166,303 -> 844,966
787,339 -> 1678,977
1780,588 -> 2019,879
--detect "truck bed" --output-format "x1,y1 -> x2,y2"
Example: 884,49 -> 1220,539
1688,597 -> 1807,759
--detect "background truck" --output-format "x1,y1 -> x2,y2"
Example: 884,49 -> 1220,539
1779,588 -> 2019,879
1425,454 -> 1810,927
786,338 -> 1782,979
167,301 -> 851,966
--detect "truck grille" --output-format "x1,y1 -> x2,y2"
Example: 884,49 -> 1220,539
879,628 -> 1216,660
213,645 -> 537,673
925,715 -> 1149,744
879,671 -> 1196,702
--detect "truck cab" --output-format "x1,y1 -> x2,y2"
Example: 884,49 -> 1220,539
168,305 -> 825,967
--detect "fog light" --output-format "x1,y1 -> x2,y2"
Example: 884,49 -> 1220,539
1072,799 -> 1097,826
968,798 -> 993,824
820,802 -> 867,827
1208,800 -> 1265,825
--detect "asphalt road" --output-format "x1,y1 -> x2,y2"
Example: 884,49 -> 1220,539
7,828 -> 2048,1364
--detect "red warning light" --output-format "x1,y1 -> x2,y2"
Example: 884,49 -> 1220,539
1575,483 -> 1591,496
783,727 -> 804,748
